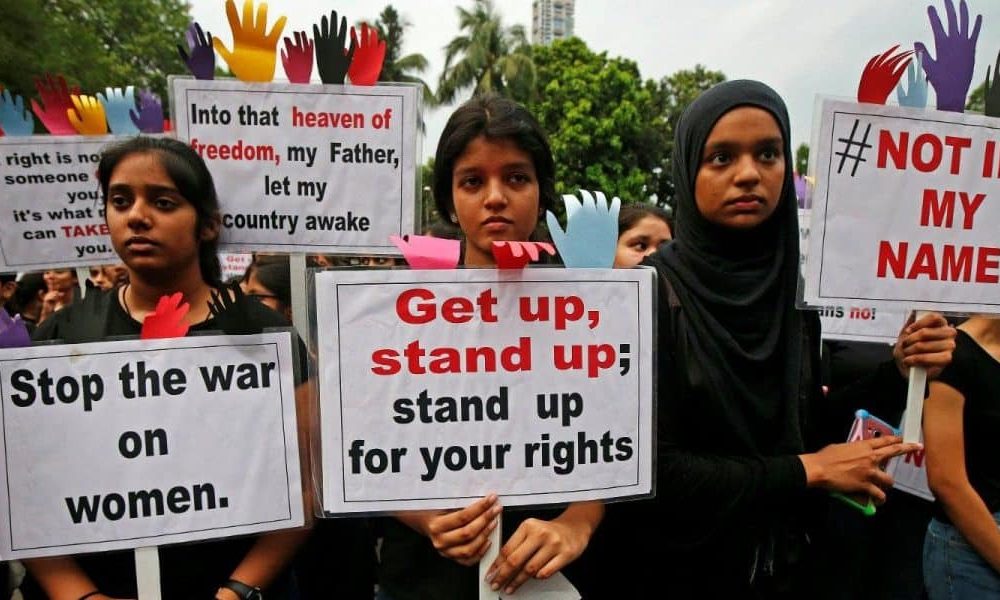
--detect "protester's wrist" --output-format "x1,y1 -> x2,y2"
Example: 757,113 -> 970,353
798,453 -> 825,488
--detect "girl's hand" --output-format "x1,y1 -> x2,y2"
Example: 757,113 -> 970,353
800,436 -> 922,503
398,494 -> 501,566
894,312 -> 956,378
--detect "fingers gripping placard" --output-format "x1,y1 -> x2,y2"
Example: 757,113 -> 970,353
314,269 -> 655,513
170,78 -> 419,254
0,333 -> 303,559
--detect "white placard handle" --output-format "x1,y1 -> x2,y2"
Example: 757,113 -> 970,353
901,310 -> 931,443
135,545 -> 161,600
479,511 -> 502,600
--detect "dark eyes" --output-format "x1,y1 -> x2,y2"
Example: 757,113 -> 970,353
704,146 -> 781,166
456,172 -> 533,189
108,193 -> 179,210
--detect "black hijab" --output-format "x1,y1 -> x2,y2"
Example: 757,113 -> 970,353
646,80 -> 805,455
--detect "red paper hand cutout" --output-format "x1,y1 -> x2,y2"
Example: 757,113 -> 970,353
491,241 -> 556,269
858,45 -> 914,104
281,30 -> 314,83
347,23 -> 386,86
31,74 -> 80,135
140,293 -> 191,339
390,235 -> 460,269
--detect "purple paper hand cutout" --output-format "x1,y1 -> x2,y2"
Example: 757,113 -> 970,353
858,45 -> 913,104
0,309 -> 31,348
281,31 -> 314,83
178,22 -> 216,80
914,0 -> 982,112
31,74 -> 80,135
348,23 -> 386,86
130,89 -> 164,133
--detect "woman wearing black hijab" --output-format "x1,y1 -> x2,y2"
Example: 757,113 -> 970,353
592,80 -> 955,597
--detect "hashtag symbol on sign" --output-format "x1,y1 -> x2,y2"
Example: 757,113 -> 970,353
835,119 -> 873,177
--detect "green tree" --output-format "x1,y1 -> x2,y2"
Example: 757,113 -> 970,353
370,6 -> 435,108
437,0 -> 535,104
0,0 -> 190,113
528,38 -> 660,203
966,79 -> 986,114
796,143 -> 810,176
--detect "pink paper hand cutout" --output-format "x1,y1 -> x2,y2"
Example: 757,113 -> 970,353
491,241 -> 556,269
140,293 -> 191,339
31,74 -> 80,135
858,45 -> 914,104
347,23 -> 386,86
390,235 -> 460,269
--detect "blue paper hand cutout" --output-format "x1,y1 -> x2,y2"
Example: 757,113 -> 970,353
98,86 -> 140,135
896,52 -> 929,108
0,309 -> 31,348
546,189 -> 620,268
0,89 -> 35,136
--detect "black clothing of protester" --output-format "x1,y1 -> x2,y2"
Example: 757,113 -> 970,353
932,329 -> 1000,524
22,287 -> 303,600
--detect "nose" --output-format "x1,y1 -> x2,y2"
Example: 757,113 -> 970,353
482,177 -> 508,211
126,197 -> 152,230
733,154 -> 762,187
642,246 -> 658,258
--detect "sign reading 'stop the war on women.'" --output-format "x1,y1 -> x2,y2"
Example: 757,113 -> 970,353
804,99 -> 1000,313
170,78 -> 420,255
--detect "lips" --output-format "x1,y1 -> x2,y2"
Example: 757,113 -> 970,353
725,195 -> 765,209
124,236 -> 158,251
481,216 -> 513,232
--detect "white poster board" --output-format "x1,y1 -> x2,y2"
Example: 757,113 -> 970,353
315,268 -> 655,513
804,99 -> 1000,314
0,136 -> 119,270
0,333 -> 303,559
170,78 -> 419,255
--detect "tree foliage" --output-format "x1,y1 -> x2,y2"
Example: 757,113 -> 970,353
966,79 -> 986,114
0,0 -> 190,112
370,5 -> 435,108
796,143 -> 810,176
437,0 -> 535,104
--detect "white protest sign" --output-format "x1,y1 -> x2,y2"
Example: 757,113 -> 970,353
0,135 -> 119,270
0,333 -> 303,559
219,252 -> 253,282
887,414 -> 934,502
804,100 -> 1000,314
798,208 -> 906,343
315,268 -> 655,513
170,78 -> 419,255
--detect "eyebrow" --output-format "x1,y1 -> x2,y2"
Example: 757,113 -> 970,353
453,160 -> 536,175
108,183 -> 181,195
702,137 -> 783,155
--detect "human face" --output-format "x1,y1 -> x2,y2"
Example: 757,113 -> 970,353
243,269 -> 286,315
614,216 -> 672,268
451,136 -> 540,266
43,269 -> 75,292
105,152 -> 216,279
694,107 -> 785,229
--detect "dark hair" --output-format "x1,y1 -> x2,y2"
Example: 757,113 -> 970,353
618,204 -> 673,237
12,272 -> 45,314
97,137 -> 222,285
423,220 -> 462,240
253,259 -> 291,308
433,94 -> 556,223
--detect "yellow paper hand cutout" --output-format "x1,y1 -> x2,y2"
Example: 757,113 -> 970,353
213,0 -> 287,82
67,94 -> 108,135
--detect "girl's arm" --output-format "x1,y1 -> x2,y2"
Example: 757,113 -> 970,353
22,557 -> 114,600
925,380 -> 1000,573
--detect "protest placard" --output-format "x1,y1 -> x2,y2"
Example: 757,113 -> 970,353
797,208 -> 906,343
0,333 -> 302,559
170,78 -> 419,255
314,268 -> 655,513
0,135 -> 120,270
804,100 -> 999,313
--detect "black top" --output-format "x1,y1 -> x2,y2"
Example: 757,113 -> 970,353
933,329 -> 1000,524
25,287 -> 303,600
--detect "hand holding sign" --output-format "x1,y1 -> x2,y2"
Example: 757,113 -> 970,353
0,89 -> 34,136
348,23 -> 386,86
400,495 -> 502,566
915,0 -> 982,112
0,309 -> 31,348
985,50 -> 1000,117
892,312 -> 956,379
68,94 -> 108,135
857,45 -> 913,105
130,89 -> 164,133
390,235 -> 460,269
97,87 -> 140,135
896,52 -> 929,108
491,241 -> 556,269
281,31 -> 314,83
141,293 -> 191,339
313,11 -> 355,84
31,74 -> 79,135
213,0 -> 287,83
178,21 -> 216,80
546,190 -> 620,268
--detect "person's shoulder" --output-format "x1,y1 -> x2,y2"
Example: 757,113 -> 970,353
32,288 -> 116,342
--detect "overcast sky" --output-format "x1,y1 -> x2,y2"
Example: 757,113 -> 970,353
189,0 -> 1000,161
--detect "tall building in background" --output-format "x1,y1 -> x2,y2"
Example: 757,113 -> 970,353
532,0 -> 575,45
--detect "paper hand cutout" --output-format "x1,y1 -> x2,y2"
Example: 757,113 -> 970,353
0,309 -> 31,348
858,45 -> 913,104
313,11 -> 355,84
281,30 -> 314,83
915,0 -> 982,112
208,284 -> 263,335
348,23 -> 386,86
178,21 -> 216,80
31,74 -> 80,135
896,52 -> 929,108
130,89 -> 164,133
97,86 -> 139,135
390,235 -> 460,269
546,190 -> 621,268
213,0 -> 287,83
492,241 -> 556,269
67,94 -> 108,135
0,89 -> 35,136
985,50 -> 1000,118
140,293 -> 190,339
